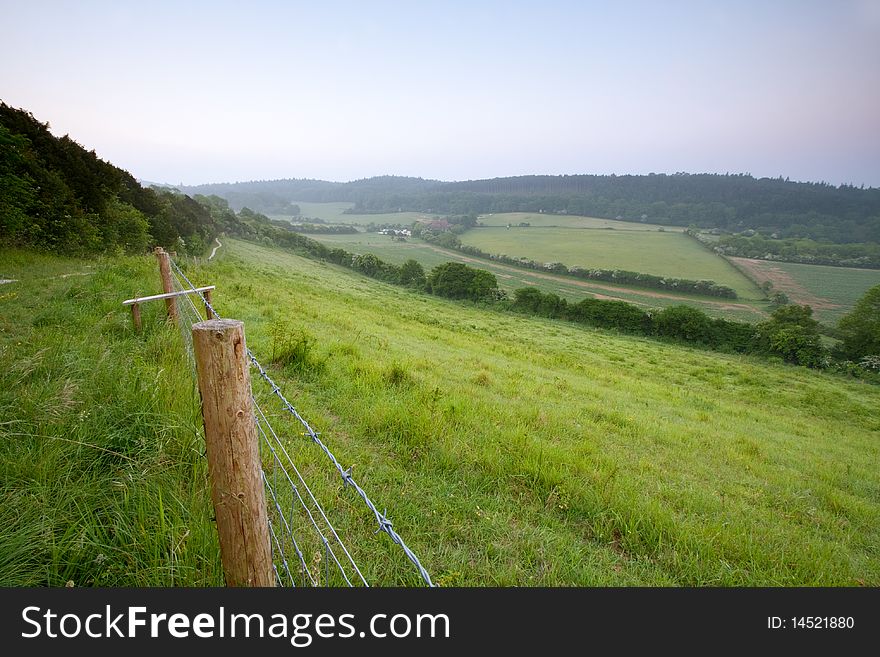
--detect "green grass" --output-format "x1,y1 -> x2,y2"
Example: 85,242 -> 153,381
310,233 -> 770,323
460,228 -> 763,301
478,212 -> 685,232
3,240 -> 879,586
273,201 -> 434,226
729,258 -> 880,325
0,250 -> 221,586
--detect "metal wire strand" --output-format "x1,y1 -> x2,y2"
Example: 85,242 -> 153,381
169,255 -> 434,587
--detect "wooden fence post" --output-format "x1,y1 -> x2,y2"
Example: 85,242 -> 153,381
204,288 -> 215,320
192,318 -> 274,587
130,303 -> 142,332
154,247 -> 178,325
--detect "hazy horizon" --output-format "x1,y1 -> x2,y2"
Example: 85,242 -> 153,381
3,0 -> 879,188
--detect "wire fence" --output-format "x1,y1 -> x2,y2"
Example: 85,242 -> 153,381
168,257 -> 434,587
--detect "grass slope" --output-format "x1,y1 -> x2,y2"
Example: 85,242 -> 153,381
2,240 -> 878,586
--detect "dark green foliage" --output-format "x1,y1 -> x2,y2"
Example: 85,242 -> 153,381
568,297 -> 653,333
713,234 -> 880,268
653,305 -> 715,344
426,262 -> 499,301
837,284 -> 880,359
0,103 -> 217,255
755,305 -> 826,367
183,173 -> 880,245
399,259 -> 426,288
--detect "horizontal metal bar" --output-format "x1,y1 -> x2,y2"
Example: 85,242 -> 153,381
122,285 -> 215,306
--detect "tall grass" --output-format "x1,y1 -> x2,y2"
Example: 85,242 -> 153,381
0,250 -> 221,586
2,241 -> 879,586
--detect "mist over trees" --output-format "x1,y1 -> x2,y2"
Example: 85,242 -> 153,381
182,173 -> 880,244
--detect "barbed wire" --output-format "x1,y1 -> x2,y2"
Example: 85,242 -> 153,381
171,265 -> 363,586
168,256 -> 434,587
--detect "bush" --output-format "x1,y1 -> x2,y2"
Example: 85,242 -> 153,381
653,305 -> 715,344
427,262 -> 498,301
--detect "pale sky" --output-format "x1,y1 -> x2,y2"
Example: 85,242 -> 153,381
2,0 -> 879,186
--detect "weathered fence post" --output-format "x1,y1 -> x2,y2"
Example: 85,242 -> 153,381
204,288 -> 216,320
192,318 -> 274,587
154,247 -> 178,325
130,302 -> 142,332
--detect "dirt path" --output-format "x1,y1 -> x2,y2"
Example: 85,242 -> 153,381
729,257 -> 841,312
208,238 -> 222,261
422,244 -> 766,316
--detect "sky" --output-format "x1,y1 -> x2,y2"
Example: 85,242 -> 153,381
2,0 -> 879,187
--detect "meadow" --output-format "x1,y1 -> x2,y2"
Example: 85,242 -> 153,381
275,201 -> 433,226
309,233 -> 770,322
3,239 -> 878,586
730,257 -> 880,325
459,227 -> 763,300
477,212 -> 685,231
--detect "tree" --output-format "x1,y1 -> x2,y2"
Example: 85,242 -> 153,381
837,284 -> 880,359
755,304 -> 826,367
653,305 -> 714,343
426,262 -> 498,301
398,259 -> 426,288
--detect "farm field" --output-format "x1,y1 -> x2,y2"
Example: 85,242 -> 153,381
460,228 -> 764,300
730,257 -> 880,325
478,212 -> 685,232
276,201 -> 433,226
309,233 -> 770,322
2,239 -> 879,586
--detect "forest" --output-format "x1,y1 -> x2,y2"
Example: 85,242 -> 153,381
181,173 -> 880,244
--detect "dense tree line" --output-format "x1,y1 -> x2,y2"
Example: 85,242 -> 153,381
190,173 -> 880,245
0,103 -> 218,255
708,233 -> 880,268
509,287 -> 829,367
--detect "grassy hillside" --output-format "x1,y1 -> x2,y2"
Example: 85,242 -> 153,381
2,240 -> 878,586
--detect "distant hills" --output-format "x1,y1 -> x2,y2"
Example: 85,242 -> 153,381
182,173 -> 880,243
3,100 -> 878,254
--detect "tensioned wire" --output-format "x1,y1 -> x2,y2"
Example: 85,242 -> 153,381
169,258 -> 433,587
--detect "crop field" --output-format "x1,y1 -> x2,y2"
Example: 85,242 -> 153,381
2,240 -> 879,586
309,234 -> 770,322
460,228 -> 763,300
276,201 -> 434,226
730,258 -> 880,325
478,212 -> 685,232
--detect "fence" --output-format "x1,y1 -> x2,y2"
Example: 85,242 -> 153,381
141,248 -> 433,587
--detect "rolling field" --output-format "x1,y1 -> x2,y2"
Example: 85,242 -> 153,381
309,233 -> 770,322
460,228 -> 763,300
730,258 -> 880,324
478,212 -> 685,231
277,201 -> 434,226
2,240 -> 879,586
200,240 -> 880,584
